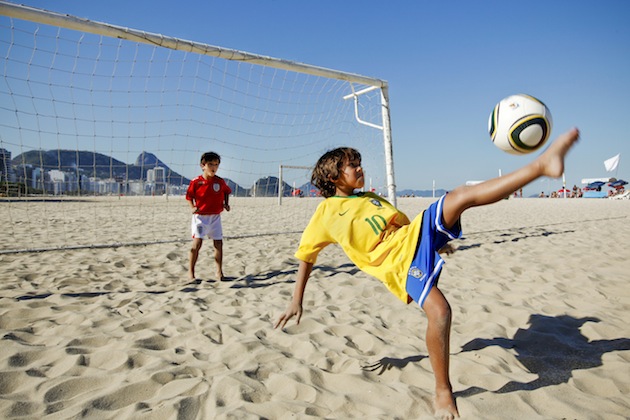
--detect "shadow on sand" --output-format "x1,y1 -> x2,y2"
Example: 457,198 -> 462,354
458,314 -> 630,394
361,314 -> 630,399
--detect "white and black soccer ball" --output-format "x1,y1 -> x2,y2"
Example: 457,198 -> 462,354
488,94 -> 553,155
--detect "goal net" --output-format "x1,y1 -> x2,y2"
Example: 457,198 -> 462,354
0,2 -> 395,253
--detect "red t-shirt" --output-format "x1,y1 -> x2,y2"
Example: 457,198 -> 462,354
186,175 -> 232,215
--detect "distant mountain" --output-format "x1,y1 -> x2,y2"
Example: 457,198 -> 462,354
225,178 -> 249,197
296,181 -> 320,197
134,151 -> 169,169
12,149 -> 190,185
251,176 -> 293,197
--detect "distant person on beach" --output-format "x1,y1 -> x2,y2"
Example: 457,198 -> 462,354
186,151 -> 231,281
275,128 -> 580,419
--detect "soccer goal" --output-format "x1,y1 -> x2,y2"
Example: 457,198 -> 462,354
0,2 -> 396,253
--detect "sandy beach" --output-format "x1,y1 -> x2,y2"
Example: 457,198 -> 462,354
1,196 -> 629,419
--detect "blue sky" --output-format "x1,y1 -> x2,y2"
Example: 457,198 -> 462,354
3,0 -> 630,196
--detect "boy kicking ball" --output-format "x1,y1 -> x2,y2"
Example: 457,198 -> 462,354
275,128 -> 580,419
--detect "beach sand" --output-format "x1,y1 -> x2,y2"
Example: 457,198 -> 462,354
1,196 -> 629,419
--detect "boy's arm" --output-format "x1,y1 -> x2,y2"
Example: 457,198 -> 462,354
223,192 -> 230,211
187,198 -> 198,213
274,259 -> 313,329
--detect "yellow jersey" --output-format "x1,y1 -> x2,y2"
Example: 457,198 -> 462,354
295,192 -> 423,303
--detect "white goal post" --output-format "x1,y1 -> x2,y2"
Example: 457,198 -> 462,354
278,165 -> 312,205
0,1 -> 397,252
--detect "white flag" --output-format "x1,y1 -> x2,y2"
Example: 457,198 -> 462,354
604,154 -> 620,172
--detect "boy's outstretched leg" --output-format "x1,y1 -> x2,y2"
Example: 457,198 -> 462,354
423,287 -> 459,419
441,128 -> 579,228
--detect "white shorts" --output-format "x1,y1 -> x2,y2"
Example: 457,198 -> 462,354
191,214 -> 223,240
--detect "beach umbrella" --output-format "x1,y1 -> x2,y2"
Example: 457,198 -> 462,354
609,179 -> 627,188
586,181 -> 605,189
557,188 -> 571,196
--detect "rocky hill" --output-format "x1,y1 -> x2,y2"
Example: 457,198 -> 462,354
12,150 -> 191,185
10,149 -> 306,196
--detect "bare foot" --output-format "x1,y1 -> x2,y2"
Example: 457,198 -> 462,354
537,127 -> 580,178
188,270 -> 196,280
434,389 -> 459,419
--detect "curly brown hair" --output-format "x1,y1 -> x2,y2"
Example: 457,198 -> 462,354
311,147 -> 361,198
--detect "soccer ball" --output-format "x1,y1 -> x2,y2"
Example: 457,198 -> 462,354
488,94 -> 553,155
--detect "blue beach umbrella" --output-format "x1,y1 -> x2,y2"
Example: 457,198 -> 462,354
586,181 -> 606,189
609,179 -> 627,188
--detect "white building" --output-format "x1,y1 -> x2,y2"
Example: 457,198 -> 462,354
48,169 -> 66,195
147,167 -> 165,183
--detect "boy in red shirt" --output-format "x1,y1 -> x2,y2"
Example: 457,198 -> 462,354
186,152 -> 232,280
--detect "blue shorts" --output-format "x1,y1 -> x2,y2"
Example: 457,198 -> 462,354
405,195 -> 462,307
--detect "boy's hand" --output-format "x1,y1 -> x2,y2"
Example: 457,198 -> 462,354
224,203 -> 231,212
192,207 -> 198,214
274,302 -> 303,329
438,243 -> 456,255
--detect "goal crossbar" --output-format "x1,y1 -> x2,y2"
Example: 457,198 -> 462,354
0,2 -> 385,88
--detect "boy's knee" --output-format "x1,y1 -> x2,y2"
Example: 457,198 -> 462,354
436,301 -> 452,320
425,298 -> 452,326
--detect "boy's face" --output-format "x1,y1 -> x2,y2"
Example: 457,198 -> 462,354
201,159 -> 220,177
334,157 -> 364,194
